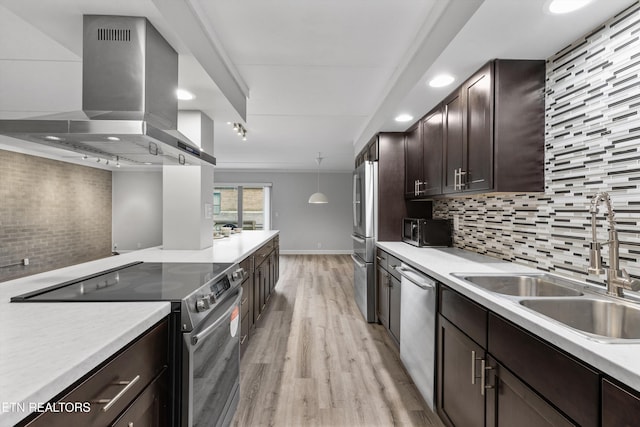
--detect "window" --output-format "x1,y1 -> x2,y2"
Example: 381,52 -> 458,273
214,184 -> 271,230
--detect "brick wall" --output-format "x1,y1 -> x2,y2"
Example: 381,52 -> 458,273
0,150 -> 112,282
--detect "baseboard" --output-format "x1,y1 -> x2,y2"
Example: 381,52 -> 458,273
279,249 -> 353,255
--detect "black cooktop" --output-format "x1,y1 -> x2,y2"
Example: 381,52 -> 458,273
11,262 -> 233,302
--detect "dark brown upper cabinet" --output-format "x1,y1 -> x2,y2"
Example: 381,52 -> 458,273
422,107 -> 444,196
404,123 -> 423,199
443,59 -> 545,195
402,59 -> 545,198
405,106 -> 444,198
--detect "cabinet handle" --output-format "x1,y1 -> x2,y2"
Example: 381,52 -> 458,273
240,334 -> 248,345
414,179 -> 419,196
471,351 -> 477,385
471,351 -> 482,385
459,170 -> 467,189
480,359 -> 494,396
241,298 -> 248,306
454,168 -> 459,190
376,256 -> 383,262
95,375 -> 141,412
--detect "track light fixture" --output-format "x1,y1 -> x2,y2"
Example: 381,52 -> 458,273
229,122 -> 248,141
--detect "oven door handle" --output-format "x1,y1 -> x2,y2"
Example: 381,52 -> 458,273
191,288 -> 242,347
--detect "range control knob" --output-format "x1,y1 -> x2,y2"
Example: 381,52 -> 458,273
195,297 -> 211,312
232,268 -> 246,281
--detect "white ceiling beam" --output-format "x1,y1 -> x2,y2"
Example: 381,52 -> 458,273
353,0 -> 483,155
151,0 -> 249,122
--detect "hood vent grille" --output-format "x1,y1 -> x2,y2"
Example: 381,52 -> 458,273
97,28 -> 131,42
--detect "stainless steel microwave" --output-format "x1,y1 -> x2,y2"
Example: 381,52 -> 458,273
402,218 -> 452,247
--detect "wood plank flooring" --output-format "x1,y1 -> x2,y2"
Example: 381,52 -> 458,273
232,255 -> 445,427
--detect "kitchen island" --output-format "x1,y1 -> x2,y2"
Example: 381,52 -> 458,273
0,230 -> 278,426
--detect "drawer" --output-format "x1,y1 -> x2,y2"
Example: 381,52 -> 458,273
439,285 -> 487,347
255,244 -> 272,267
25,319 -> 168,427
488,313 -> 599,427
110,369 -> 169,427
239,256 -> 252,273
387,254 -> 402,279
376,249 -> 388,271
241,281 -> 250,316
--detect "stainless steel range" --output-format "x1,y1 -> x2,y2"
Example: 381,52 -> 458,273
11,261 -> 247,427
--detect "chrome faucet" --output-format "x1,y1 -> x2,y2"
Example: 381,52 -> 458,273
587,192 -> 640,297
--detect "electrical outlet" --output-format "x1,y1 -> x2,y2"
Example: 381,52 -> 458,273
22,258 -> 29,266
453,215 -> 460,231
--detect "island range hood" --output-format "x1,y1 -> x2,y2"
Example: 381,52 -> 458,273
0,15 -> 216,167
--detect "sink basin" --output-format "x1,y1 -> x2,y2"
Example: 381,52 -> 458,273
520,298 -> 640,340
457,274 -> 583,297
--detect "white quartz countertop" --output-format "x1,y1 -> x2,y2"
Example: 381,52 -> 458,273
377,241 -> 640,392
0,230 -> 278,426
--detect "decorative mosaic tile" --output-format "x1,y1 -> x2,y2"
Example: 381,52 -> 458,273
434,3 -> 640,287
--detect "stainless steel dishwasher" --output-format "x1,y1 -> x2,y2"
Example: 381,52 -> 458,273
395,262 -> 437,410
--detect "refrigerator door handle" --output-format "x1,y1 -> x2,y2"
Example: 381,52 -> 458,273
352,234 -> 365,244
350,253 -> 366,268
353,173 -> 360,228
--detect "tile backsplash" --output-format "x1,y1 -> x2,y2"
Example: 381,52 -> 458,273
434,3 -> 640,285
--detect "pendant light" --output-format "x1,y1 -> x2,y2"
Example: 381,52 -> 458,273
308,152 -> 328,204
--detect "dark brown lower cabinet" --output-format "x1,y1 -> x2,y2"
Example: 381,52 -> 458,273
485,356 -> 574,427
437,316 -> 484,427
602,378 -> 640,426
376,265 -> 389,329
437,285 -> 601,427
388,275 -> 401,344
22,319 -> 169,427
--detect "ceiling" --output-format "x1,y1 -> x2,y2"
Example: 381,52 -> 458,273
0,0 -> 637,172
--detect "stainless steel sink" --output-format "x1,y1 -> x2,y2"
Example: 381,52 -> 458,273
455,274 -> 583,297
520,298 -> 640,340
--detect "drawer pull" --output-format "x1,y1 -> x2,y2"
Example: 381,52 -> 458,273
95,375 -> 140,412
240,334 -> 248,345
241,298 -> 248,306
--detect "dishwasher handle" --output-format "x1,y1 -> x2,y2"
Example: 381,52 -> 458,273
394,265 -> 435,290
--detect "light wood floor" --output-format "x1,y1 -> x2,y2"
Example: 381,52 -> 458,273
232,255 -> 445,427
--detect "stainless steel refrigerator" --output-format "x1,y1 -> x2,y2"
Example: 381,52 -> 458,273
351,160 -> 377,322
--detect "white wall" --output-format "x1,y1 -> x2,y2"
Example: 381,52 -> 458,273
215,170 -> 353,254
112,171 -> 163,252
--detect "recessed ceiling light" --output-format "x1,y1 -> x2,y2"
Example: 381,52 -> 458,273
546,0 -> 593,14
395,114 -> 414,122
429,74 -> 455,88
144,162 -> 153,165
45,135 -> 62,141
176,89 -> 195,100
106,136 -> 120,141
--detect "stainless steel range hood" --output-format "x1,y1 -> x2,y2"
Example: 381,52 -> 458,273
0,15 -> 215,167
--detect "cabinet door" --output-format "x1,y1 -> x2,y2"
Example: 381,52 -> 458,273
422,107 -> 443,196
389,275 -> 401,344
437,316 -> 484,427
442,89 -> 464,194
464,63 -> 493,192
404,123 -> 423,198
602,378 -> 640,427
376,266 -> 389,328
485,356 -> 574,427
254,267 -> 263,322
111,370 -> 170,427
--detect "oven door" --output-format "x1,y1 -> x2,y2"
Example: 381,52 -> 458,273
182,287 -> 242,427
